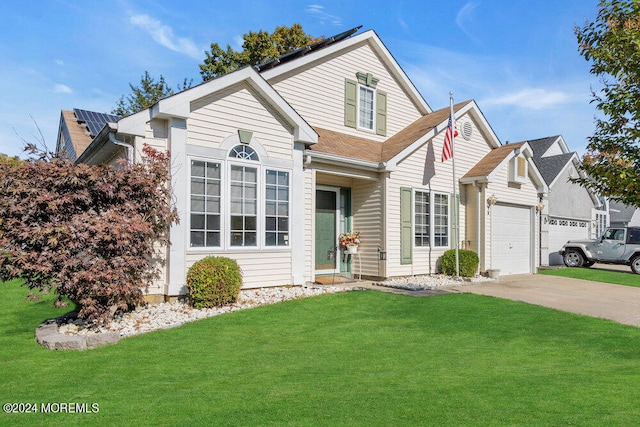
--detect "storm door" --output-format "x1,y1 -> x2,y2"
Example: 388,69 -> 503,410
315,187 -> 340,274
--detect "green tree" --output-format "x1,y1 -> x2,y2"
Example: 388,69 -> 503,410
113,71 -> 192,116
199,24 -> 322,81
575,0 -> 640,207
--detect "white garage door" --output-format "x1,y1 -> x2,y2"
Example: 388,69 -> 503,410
491,204 -> 532,275
547,218 -> 590,265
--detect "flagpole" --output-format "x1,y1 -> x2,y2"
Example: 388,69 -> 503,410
449,92 -> 459,277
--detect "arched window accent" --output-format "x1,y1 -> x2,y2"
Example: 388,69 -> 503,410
229,145 -> 259,161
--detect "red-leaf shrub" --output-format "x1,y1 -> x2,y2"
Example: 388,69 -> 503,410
0,144 -> 178,323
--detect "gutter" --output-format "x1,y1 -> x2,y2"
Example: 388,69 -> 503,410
108,131 -> 134,164
305,150 -> 385,172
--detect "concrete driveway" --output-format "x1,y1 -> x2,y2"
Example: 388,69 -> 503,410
449,273 -> 640,327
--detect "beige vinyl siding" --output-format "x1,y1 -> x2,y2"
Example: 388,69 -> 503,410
269,41 -> 422,141
386,114 -> 492,277
304,167 -> 315,282
352,178 -> 385,278
186,250 -> 293,288
188,84 -> 294,160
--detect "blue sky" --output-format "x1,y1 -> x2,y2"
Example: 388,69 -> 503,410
0,0 -> 600,158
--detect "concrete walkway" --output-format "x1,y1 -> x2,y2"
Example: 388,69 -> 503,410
448,274 -> 640,327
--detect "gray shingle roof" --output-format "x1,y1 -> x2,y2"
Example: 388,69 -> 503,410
525,136 -> 573,186
609,200 -> 639,223
534,152 -> 574,186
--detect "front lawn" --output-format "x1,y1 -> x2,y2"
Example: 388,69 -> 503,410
539,266 -> 640,287
2,279 -> 640,425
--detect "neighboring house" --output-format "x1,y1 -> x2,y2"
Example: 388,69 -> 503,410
525,136 -> 603,265
609,200 -> 640,228
57,28 -> 548,300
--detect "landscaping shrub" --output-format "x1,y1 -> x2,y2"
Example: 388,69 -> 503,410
186,256 -> 243,308
0,144 -> 178,323
439,249 -> 479,277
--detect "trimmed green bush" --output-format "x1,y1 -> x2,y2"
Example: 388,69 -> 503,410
186,256 -> 243,308
439,249 -> 479,277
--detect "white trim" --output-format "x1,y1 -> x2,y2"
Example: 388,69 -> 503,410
185,154 -> 293,253
412,189 -> 451,250
357,84 -> 376,132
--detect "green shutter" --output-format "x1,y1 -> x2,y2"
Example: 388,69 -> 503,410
376,90 -> 387,136
400,187 -> 413,265
344,78 -> 357,128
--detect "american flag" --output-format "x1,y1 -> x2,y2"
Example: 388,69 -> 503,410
441,115 -> 458,162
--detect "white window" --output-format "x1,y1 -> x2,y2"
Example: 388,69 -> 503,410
265,170 -> 289,246
229,165 -> 257,247
190,160 -> 221,248
433,193 -> 449,247
188,144 -> 292,250
415,191 -> 430,247
358,86 -> 374,130
414,190 -> 449,248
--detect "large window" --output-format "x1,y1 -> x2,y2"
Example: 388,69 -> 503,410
189,143 -> 291,250
265,170 -> 289,246
230,165 -> 257,247
414,191 -> 449,248
358,86 -> 374,130
190,160 -> 221,247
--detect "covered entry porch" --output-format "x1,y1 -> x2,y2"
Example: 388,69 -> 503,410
310,166 -> 385,283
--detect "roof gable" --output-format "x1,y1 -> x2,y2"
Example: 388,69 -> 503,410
306,99 -> 503,172
461,141 -> 547,192
57,109 -> 112,161
260,29 -> 431,116
116,66 -> 317,145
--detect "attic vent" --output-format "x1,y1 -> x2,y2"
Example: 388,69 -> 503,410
460,120 -> 473,141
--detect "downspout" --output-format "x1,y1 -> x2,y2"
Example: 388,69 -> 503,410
109,132 -> 134,164
476,181 -> 482,275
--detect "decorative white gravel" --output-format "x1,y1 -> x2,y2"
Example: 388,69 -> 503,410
57,274 -> 494,338
376,274 -> 495,290
58,285 -> 347,338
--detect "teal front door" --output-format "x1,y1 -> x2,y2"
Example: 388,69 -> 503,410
315,188 -> 339,273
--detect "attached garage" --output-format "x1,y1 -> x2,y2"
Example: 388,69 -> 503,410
491,204 -> 533,275
547,218 -> 590,265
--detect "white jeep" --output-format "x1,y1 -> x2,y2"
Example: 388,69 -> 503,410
558,227 -> 640,274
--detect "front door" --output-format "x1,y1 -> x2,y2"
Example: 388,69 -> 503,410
315,188 -> 339,273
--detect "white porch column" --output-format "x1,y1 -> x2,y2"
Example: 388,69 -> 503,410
166,117 -> 188,296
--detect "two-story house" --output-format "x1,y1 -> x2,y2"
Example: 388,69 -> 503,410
58,27 -> 547,301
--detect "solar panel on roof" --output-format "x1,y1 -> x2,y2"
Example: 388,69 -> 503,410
73,108 -> 121,137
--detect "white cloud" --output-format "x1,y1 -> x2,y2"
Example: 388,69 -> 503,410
455,2 -> 481,45
53,84 -> 73,94
54,59 -> 64,66
482,88 -> 572,110
305,5 -> 343,26
129,13 -> 201,59
233,35 -> 244,50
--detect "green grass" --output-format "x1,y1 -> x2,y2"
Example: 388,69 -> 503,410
3,279 -> 640,425
539,266 -> 640,287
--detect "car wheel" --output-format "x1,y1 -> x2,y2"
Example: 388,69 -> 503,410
563,249 -> 585,268
631,256 -> 640,275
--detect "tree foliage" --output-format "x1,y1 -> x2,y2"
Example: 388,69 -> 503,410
575,0 -> 640,207
112,71 -> 192,116
199,24 -> 322,81
0,145 -> 178,323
